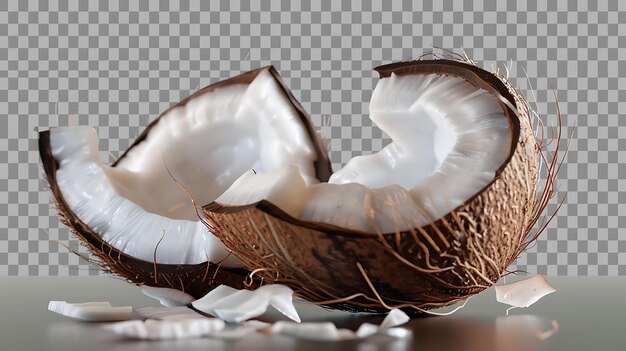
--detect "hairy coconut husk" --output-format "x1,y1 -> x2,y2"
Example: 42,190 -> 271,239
39,66 -> 333,298
202,59 -> 541,313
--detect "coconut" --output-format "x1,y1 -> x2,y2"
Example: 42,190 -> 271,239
42,57 -> 555,313
39,66 -> 332,298
201,59 -> 543,312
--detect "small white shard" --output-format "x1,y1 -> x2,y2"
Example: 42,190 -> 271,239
48,301 -> 136,322
355,323 -> 379,338
212,290 -> 270,323
380,309 -> 410,329
258,284 -> 301,323
356,309 -> 410,338
104,318 -> 225,340
140,285 -> 195,307
134,306 -> 206,321
495,275 -> 556,312
383,327 -> 412,338
192,284 -> 300,323
271,321 -> 346,341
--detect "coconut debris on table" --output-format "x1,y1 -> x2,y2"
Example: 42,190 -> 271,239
48,288 -> 412,341
495,275 -> 556,314
269,308 -> 411,341
48,301 -> 137,322
103,318 -> 225,340
191,284 -> 301,323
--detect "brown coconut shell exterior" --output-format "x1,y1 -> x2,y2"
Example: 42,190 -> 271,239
39,66 -> 333,299
202,59 -> 539,312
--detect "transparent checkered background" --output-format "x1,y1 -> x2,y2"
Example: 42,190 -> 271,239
0,0 -> 624,276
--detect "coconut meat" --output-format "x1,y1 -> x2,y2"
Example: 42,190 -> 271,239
217,72 -> 513,233
49,70 -> 318,265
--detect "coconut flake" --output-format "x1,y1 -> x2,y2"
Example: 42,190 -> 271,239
270,322 -> 347,341
495,275 -> 556,313
258,284 -> 301,323
380,308 -> 410,328
48,301 -> 136,322
192,284 -> 301,323
104,318 -> 225,340
356,309 -> 411,338
140,285 -> 195,307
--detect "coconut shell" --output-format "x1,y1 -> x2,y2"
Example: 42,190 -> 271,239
202,59 -> 539,312
39,66 -> 333,299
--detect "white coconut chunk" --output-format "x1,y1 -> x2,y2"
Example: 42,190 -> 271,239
48,301 -> 136,322
271,322 -> 348,341
219,72 -> 512,233
259,284 -> 301,323
355,323 -> 380,338
190,285 -> 238,315
380,308 -> 411,329
104,318 -> 225,340
192,284 -> 301,323
49,69 -> 318,265
211,291 -> 270,323
140,285 -> 195,307
495,275 -> 556,312
356,308 -> 410,338
134,306 -> 206,321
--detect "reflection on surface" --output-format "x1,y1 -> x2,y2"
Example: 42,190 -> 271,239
45,313 -> 556,351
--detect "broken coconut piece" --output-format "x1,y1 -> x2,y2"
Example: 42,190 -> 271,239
39,66 -> 332,298
495,275 -> 556,312
271,308 -> 411,341
212,69 -> 513,232
104,318 -> 225,340
192,284 -> 300,323
48,301 -> 136,322
202,59 -> 544,311
140,285 -> 195,307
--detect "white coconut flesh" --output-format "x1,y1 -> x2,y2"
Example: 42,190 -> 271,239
217,72 -> 513,233
49,70 -> 318,265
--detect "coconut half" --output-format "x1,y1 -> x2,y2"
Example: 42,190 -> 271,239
40,66 -> 332,297
202,59 -> 539,312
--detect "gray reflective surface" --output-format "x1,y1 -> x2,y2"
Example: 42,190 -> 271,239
0,276 -> 624,351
